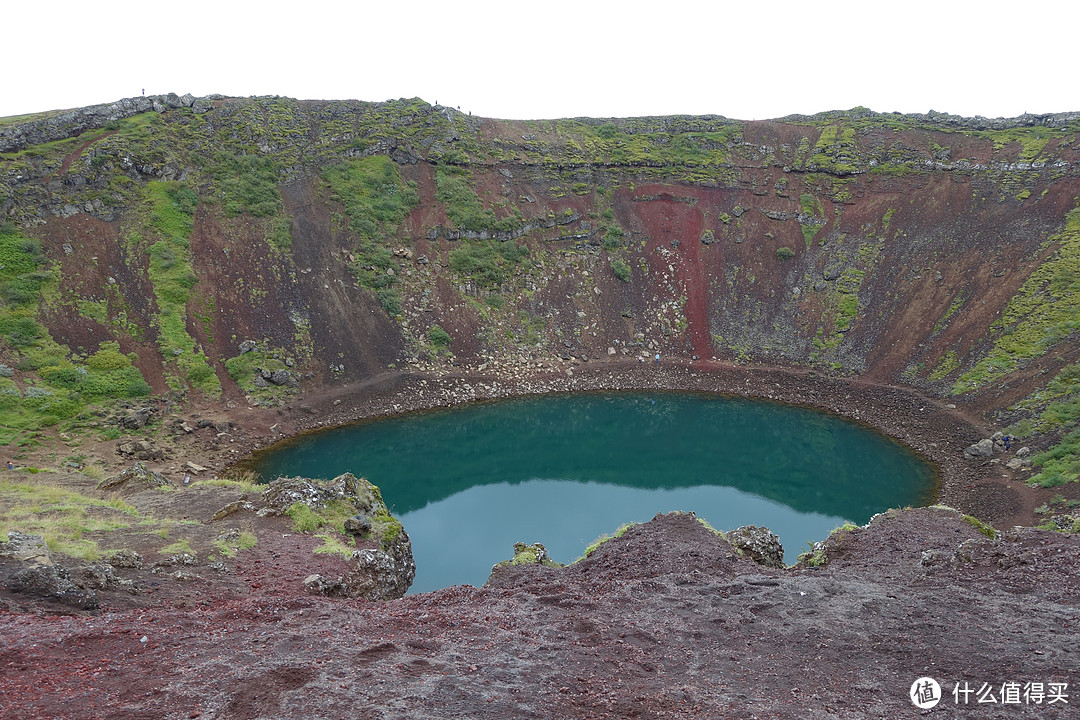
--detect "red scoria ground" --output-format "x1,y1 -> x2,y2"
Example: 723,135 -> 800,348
1,510 -> 1079,719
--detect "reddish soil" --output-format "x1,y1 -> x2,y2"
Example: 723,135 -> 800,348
2,509 -> 1077,719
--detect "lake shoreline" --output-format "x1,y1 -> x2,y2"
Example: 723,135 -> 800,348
241,357 -> 1038,530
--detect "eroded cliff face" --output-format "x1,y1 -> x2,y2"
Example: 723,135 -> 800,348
0,96 -> 1077,476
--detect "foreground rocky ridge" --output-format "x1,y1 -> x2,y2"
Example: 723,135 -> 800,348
1,510 -> 1077,719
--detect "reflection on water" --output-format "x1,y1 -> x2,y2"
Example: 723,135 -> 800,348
250,392 -> 937,592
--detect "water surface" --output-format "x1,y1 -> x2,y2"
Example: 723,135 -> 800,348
249,392 -> 937,591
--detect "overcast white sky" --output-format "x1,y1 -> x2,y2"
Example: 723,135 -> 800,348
3,0 -> 1075,122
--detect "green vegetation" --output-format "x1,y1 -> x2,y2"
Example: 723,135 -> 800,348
140,181 -> 220,395
1002,364 -> 1080,487
933,295 -> 965,332
435,165 -> 520,234
0,227 -> 152,444
0,229 -> 53,349
954,208 -> 1080,394
963,515 -> 997,539
448,238 -> 528,289
776,246 -> 795,261
322,156 -> 419,313
577,523 -> 636,561
209,153 -> 282,217
284,498 -> 357,533
428,324 -> 452,349
160,538 -> 194,556
313,532 -> 355,557
323,156 -> 418,237
224,343 -> 299,405
0,474 -> 142,561
807,123 -> 859,175
799,193 -> 825,247
610,257 -> 631,282
212,528 -> 257,558
928,350 -> 960,381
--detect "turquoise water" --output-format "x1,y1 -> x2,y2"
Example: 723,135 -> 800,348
249,392 -> 937,592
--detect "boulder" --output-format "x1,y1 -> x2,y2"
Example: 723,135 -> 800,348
726,525 -> 785,568
120,408 -> 152,429
0,531 -> 51,566
261,473 -> 415,597
98,462 -> 173,492
6,565 -> 99,610
345,548 -> 414,601
107,549 -> 143,569
963,439 -> 996,458
344,515 -> 373,536
304,573 -> 346,596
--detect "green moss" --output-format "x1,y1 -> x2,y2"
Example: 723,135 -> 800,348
576,523 -> 636,561
963,515 -> 997,539
933,295 -> 965,332
928,350 -> 960,381
369,509 -> 404,551
954,207 -> 1080,394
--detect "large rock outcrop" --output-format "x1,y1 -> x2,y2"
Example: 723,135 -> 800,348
262,473 -> 415,599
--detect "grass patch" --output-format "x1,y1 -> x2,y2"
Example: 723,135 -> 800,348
576,523 -> 636,561
284,498 -> 355,533
213,529 -> 257,558
0,476 -> 143,561
209,153 -> 283,217
448,239 -> 528,289
313,532 -> 355,557
160,539 -> 194,555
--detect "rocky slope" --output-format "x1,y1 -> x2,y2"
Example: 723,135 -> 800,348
1,95 -> 1079,717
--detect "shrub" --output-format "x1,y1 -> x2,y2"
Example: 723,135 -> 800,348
377,288 -> 402,316
428,325 -> 452,349
611,258 -> 631,282
776,247 -> 796,261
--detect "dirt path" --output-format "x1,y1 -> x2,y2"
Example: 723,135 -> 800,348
55,130 -> 115,177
